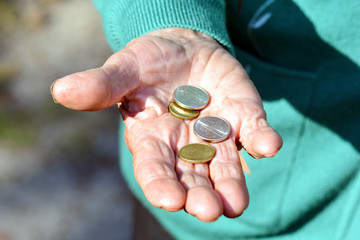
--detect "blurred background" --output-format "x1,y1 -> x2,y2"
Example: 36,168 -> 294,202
0,0 -> 135,239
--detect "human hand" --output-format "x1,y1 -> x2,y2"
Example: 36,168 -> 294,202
51,28 -> 282,222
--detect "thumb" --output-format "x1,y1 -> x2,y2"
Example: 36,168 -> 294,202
51,50 -> 139,111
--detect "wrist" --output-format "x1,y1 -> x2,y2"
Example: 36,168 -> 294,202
147,27 -> 219,45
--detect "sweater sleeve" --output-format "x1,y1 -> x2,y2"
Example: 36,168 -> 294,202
92,0 -> 234,54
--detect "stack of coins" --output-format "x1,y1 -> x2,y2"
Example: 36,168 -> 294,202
169,85 -> 231,164
169,85 -> 209,120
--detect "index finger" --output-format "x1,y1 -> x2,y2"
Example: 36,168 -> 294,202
125,116 -> 188,211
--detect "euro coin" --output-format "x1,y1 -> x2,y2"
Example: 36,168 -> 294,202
169,102 -> 199,120
194,116 -> 231,142
174,85 -> 209,110
179,143 -> 216,163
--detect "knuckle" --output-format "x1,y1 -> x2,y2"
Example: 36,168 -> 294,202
180,172 -> 212,190
135,160 -> 176,188
210,163 -> 243,182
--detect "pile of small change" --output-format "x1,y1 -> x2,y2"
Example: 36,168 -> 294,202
169,85 -> 231,164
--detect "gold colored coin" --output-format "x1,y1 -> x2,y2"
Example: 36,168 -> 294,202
179,143 -> 216,164
169,102 -> 199,120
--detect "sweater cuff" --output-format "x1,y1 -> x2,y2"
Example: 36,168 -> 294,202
93,0 -> 234,54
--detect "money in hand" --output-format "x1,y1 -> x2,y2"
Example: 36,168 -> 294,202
179,143 -> 215,164
173,85 -> 209,110
169,85 -> 231,163
169,85 -> 209,120
168,102 -> 199,120
194,116 -> 230,142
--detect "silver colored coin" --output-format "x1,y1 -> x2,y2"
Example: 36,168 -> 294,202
174,85 -> 209,110
194,116 -> 231,142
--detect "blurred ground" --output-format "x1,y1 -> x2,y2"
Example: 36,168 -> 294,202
0,0 -> 134,239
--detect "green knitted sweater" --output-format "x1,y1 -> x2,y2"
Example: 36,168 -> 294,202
93,0 -> 360,239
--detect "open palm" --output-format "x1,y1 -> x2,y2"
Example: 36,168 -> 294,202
52,28 -> 282,222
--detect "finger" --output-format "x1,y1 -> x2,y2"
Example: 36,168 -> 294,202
209,140 -> 249,218
232,99 -> 283,159
206,93 -> 282,158
199,50 -> 283,158
131,134 -> 186,212
176,158 -> 223,222
51,50 -> 139,111
212,82 -> 282,158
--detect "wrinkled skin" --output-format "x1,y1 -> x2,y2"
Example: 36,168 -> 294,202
51,28 -> 283,222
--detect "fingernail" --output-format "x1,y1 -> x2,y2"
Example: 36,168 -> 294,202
50,80 -> 58,104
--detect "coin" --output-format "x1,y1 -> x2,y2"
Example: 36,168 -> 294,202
174,85 -> 209,110
179,143 -> 216,163
169,102 -> 200,120
194,116 -> 231,142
